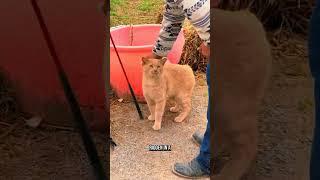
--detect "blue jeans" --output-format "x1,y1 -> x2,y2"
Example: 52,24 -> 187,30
309,1 -> 320,180
196,63 -> 211,174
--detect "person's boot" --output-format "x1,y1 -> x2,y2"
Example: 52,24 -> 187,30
192,131 -> 204,146
172,158 -> 209,179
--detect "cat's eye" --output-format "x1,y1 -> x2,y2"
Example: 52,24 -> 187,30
149,65 -> 153,68
157,66 -> 160,68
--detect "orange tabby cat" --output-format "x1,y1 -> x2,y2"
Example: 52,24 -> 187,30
142,57 -> 195,130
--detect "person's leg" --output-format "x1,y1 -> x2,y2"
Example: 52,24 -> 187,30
310,80 -> 320,180
196,63 -> 211,173
309,2 -> 320,180
309,1 -> 320,79
172,64 -> 211,178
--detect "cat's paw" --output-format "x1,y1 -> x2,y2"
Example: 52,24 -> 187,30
148,115 -> 155,121
169,107 -> 179,113
174,116 -> 184,123
152,124 -> 161,130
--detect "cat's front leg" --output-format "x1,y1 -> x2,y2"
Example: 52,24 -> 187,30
145,97 -> 155,121
153,99 -> 166,130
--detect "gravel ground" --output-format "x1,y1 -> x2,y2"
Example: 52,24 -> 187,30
253,33 -> 314,180
0,124 -> 107,180
110,33 -> 314,180
110,73 -> 209,180
0,34 -> 314,180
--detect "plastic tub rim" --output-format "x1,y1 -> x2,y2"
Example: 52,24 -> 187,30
110,24 -> 170,50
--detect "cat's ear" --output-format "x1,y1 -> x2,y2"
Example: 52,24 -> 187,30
141,57 -> 149,65
160,57 -> 167,65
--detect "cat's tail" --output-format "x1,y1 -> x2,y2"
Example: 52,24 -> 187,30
185,65 -> 196,93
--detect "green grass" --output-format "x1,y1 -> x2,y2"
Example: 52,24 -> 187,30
111,0 -> 124,7
110,0 -> 126,26
137,0 -> 156,11
110,0 -> 163,26
110,0 -> 125,17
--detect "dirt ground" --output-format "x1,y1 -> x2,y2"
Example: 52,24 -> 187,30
0,117 -> 108,180
110,72 -> 209,180
0,33 -> 315,180
0,0 -> 315,178
253,33 -> 314,180
109,32 -> 314,180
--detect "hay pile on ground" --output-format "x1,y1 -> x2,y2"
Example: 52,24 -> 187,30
268,31 -> 309,77
156,10 -> 207,72
155,0 -> 313,72
218,0 -> 314,34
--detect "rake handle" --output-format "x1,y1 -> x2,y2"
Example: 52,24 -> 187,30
110,35 -> 143,120
30,0 -> 106,179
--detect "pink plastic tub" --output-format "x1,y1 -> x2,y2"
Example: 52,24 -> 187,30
110,24 -> 185,102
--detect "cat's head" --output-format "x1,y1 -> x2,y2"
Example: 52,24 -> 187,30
141,57 -> 167,77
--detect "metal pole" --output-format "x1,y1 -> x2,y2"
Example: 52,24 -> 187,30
30,1 -> 106,179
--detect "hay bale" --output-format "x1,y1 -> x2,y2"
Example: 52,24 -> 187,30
157,1 -> 314,34
155,4 -> 165,24
155,0 -> 314,72
218,0 -> 314,34
180,21 -> 208,72
156,9 -> 208,72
